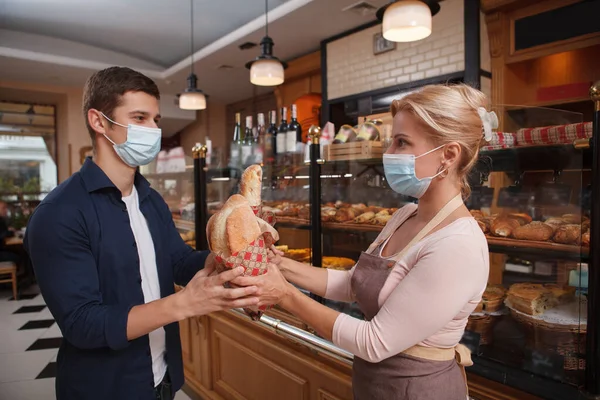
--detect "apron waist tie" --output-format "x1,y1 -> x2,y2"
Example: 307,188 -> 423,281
402,344 -> 473,394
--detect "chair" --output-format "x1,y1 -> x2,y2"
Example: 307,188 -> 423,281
0,261 -> 18,300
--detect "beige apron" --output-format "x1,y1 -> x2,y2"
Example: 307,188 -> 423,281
350,194 -> 472,400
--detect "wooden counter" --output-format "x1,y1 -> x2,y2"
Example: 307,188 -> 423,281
179,309 -> 542,400
179,309 -> 353,400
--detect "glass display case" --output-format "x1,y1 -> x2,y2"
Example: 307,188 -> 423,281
182,97 -> 598,399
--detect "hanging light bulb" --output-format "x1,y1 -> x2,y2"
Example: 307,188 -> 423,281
179,0 -> 207,110
376,0 -> 440,43
246,0 -> 287,86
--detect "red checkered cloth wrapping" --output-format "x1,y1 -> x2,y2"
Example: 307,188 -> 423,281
213,205 -> 278,321
481,132 -> 516,151
516,122 -> 592,146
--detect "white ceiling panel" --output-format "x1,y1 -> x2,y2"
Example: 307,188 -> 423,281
0,0 -> 291,66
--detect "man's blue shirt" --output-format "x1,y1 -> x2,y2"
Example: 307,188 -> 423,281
25,158 -> 208,399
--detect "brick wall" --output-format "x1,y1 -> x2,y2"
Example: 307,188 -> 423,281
326,0 -> 466,100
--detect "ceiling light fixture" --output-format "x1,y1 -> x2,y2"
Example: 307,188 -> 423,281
376,0 -> 440,43
245,0 -> 287,86
179,0 -> 207,110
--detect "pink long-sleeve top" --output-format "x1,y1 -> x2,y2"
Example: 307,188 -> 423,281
326,203 -> 489,363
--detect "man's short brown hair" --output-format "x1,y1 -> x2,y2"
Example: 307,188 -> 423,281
82,66 -> 160,145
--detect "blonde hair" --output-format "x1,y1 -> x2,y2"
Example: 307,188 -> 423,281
390,84 -> 488,198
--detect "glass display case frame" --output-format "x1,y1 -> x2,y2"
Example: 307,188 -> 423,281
188,84 -> 600,400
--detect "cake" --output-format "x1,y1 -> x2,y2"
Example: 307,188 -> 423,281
505,283 -> 576,316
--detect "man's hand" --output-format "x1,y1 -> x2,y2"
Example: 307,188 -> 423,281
231,263 -> 291,309
176,265 -> 260,319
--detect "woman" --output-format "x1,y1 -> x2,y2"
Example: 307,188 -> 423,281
235,84 -> 491,399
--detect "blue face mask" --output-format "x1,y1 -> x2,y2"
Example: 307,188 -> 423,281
101,112 -> 162,167
383,145 -> 446,198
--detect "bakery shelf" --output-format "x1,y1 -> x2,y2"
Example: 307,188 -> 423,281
323,221 -> 385,232
486,236 -> 588,262
480,144 -> 592,172
275,217 -> 312,230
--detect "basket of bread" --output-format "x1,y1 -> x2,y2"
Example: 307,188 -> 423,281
505,283 -> 586,371
466,285 -> 507,346
206,165 -> 279,320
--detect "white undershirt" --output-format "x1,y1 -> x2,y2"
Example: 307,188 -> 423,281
122,186 -> 167,386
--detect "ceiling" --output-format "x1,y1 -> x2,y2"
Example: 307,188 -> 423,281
0,0 -> 389,105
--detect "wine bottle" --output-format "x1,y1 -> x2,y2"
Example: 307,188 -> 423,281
255,113 -> 265,165
277,107 -> 288,157
287,104 -> 301,154
242,116 -> 253,166
265,110 -> 278,164
229,112 -> 242,168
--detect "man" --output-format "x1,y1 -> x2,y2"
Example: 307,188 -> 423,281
25,67 -> 260,400
0,201 -> 19,264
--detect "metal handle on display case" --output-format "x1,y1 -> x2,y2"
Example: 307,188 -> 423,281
231,308 -> 354,365
192,143 -> 209,251
586,80 -> 600,396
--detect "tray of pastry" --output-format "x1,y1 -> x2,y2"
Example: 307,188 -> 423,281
275,246 -> 356,270
473,210 -> 589,257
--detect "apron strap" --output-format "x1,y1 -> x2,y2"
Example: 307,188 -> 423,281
390,193 -> 464,261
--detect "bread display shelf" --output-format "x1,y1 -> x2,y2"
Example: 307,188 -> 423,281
486,236 -> 587,260
276,216 -> 312,228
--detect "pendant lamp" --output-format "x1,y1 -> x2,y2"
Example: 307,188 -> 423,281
376,0 -> 440,43
179,0 -> 206,110
245,0 -> 287,86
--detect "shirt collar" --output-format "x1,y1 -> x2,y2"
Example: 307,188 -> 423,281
80,157 -> 151,200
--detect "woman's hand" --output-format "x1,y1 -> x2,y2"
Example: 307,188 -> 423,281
231,263 -> 293,308
267,245 -> 284,266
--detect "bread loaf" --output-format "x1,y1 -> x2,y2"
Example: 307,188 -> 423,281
491,218 -> 520,237
553,224 -> 581,244
512,221 -> 554,241
206,194 -> 277,257
505,283 -> 575,316
240,165 -> 262,208
508,213 -> 533,225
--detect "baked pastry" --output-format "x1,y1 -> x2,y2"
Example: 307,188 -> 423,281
582,229 -> 590,247
281,206 -> 299,216
544,217 -> 566,231
491,218 -> 521,237
284,248 -> 311,262
321,208 -> 337,222
365,206 -> 383,214
355,212 -> 375,224
470,210 -> 485,219
334,208 -> 359,223
582,219 -> 591,232
508,213 -> 533,226
512,221 -> 554,241
373,214 -> 392,226
505,283 -> 575,316
353,203 -> 367,211
562,214 -> 583,224
476,220 -> 488,234
239,165 -> 262,208
298,206 -> 310,220
274,245 -> 289,252
553,224 -> 581,244
322,257 -> 356,270
375,209 -> 390,218
475,285 -> 507,313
